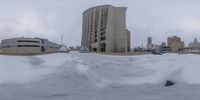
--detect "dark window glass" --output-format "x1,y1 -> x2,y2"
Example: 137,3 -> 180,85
100,37 -> 106,41
17,45 -> 40,47
41,39 -> 45,44
17,40 -> 40,43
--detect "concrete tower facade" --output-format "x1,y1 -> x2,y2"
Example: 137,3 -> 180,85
167,36 -> 184,52
81,5 -> 131,53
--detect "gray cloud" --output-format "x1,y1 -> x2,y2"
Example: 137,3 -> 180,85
0,0 -> 200,47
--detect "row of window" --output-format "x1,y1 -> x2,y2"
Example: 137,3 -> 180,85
90,37 -> 106,43
17,40 -> 40,43
1,45 -> 40,48
2,45 -> 58,48
17,45 -> 40,47
90,23 -> 106,28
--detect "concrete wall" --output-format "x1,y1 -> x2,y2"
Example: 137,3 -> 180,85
113,7 -> 128,52
1,47 -> 41,55
106,5 -> 115,52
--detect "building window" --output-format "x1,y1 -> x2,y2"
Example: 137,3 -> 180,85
100,37 -> 106,41
100,43 -> 106,52
100,28 -> 106,31
92,48 -> 97,51
41,46 -> 45,52
2,45 -> 11,48
41,39 -> 45,44
17,40 -> 40,43
101,32 -> 106,35
17,45 -> 40,47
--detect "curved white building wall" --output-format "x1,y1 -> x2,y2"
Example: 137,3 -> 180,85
1,37 -> 60,55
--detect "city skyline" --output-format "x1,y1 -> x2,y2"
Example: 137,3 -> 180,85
0,0 -> 200,47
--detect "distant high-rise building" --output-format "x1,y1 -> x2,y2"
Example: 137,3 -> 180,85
188,38 -> 200,48
160,42 -> 166,47
147,37 -> 152,44
81,5 -> 131,52
146,37 -> 154,50
167,36 -> 184,52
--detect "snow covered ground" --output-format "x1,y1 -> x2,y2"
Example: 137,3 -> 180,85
0,52 -> 200,100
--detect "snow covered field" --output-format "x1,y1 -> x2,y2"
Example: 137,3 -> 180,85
0,52 -> 200,100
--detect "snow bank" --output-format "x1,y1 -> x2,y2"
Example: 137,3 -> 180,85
0,53 -> 71,84
69,53 -> 200,87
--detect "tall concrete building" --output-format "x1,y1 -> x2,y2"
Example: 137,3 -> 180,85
81,5 -> 131,53
167,36 -> 184,52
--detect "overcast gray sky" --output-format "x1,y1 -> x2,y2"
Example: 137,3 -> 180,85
0,0 -> 200,47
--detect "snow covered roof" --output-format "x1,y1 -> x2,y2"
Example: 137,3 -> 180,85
57,45 -> 69,53
79,46 -> 90,53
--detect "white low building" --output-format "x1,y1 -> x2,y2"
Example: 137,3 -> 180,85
0,37 -> 61,55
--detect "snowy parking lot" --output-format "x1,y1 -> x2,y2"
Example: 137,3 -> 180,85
0,52 -> 200,100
